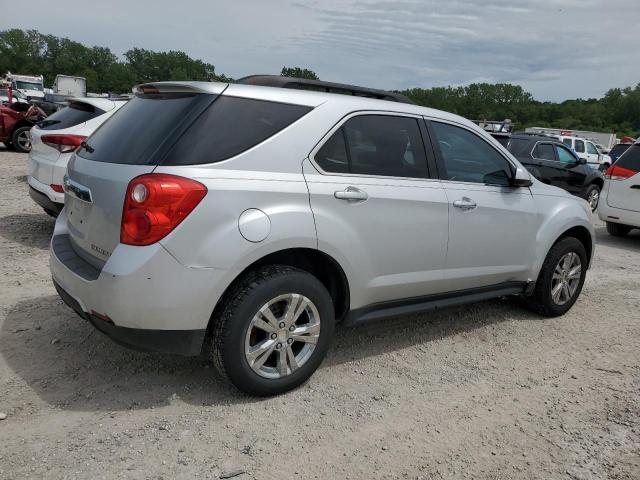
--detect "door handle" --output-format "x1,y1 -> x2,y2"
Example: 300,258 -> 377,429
452,197 -> 477,211
334,186 -> 368,201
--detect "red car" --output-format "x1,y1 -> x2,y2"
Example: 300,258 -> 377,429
0,102 -> 47,153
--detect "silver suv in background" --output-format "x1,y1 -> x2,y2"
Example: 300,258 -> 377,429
50,77 -> 595,396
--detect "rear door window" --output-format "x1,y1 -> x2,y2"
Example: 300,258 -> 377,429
574,139 -> 585,153
315,115 -> 428,178
37,101 -> 105,130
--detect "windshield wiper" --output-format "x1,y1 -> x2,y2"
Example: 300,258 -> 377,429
80,141 -> 95,153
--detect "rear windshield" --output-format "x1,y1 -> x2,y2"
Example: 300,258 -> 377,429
77,93 -> 312,165
77,93 -> 210,165
506,138 -> 532,156
615,145 -> 640,171
37,101 -> 105,131
610,144 -> 631,158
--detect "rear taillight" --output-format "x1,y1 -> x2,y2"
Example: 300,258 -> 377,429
41,134 -> 87,153
120,174 -> 207,246
50,184 -> 64,193
604,164 -> 638,180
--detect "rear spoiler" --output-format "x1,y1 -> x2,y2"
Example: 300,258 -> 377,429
133,81 -> 228,96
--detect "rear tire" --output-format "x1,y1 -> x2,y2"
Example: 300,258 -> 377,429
583,184 -> 600,212
606,222 -> 632,237
12,126 -> 32,153
207,265 -> 335,396
525,237 -> 587,317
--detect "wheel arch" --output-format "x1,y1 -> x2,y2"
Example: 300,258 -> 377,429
211,247 -> 351,326
591,177 -> 604,190
554,225 -> 593,268
12,120 -> 35,132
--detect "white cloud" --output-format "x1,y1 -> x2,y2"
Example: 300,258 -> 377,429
1,0 -> 638,100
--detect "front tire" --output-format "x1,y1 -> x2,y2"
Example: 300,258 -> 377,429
584,184 -> 600,212
208,265 -> 335,396
606,222 -> 632,237
12,126 -> 32,153
525,237 -> 587,317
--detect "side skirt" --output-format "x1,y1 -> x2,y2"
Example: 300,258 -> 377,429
343,281 -> 527,327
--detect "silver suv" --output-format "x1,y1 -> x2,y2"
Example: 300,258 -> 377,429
50,77 -> 595,396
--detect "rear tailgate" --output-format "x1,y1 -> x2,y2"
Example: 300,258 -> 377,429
63,84 -> 226,267
64,156 -> 155,267
606,144 -> 640,212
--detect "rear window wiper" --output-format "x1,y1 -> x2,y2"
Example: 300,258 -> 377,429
80,141 -> 95,153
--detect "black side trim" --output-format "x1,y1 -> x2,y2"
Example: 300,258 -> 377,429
52,234 -> 101,281
344,282 -> 527,326
29,186 -> 63,214
53,279 -> 205,356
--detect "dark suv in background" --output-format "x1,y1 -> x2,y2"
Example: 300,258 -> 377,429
506,133 -> 604,211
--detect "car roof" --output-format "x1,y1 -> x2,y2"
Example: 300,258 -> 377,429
136,80 -> 483,133
236,75 -> 415,104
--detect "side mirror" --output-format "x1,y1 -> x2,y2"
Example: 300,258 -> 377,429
510,166 -> 533,187
578,157 -> 587,165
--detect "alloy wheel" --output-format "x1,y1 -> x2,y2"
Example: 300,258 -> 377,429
244,293 -> 321,379
551,252 -> 582,305
16,130 -> 31,152
587,189 -> 599,211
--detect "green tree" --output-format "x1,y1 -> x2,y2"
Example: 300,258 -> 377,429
280,66 -> 319,80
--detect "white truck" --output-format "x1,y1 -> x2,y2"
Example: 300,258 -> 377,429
3,72 -> 45,99
560,135 -> 612,170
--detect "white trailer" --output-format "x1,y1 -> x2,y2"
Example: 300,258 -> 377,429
52,75 -> 86,97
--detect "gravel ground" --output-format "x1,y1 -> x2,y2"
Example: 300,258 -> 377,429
0,147 -> 639,480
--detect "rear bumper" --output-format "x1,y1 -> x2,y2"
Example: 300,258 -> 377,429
28,174 -> 64,204
49,213 -> 230,355
598,199 -> 640,228
29,185 -> 63,214
53,278 -> 205,355
597,181 -> 640,228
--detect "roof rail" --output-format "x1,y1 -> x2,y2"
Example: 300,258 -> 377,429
236,75 -> 415,105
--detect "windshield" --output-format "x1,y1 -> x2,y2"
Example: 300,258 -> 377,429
15,81 -> 43,91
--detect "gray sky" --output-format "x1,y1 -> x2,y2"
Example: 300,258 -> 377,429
2,0 -> 638,101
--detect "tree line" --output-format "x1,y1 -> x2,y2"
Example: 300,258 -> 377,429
1,29 -> 638,136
